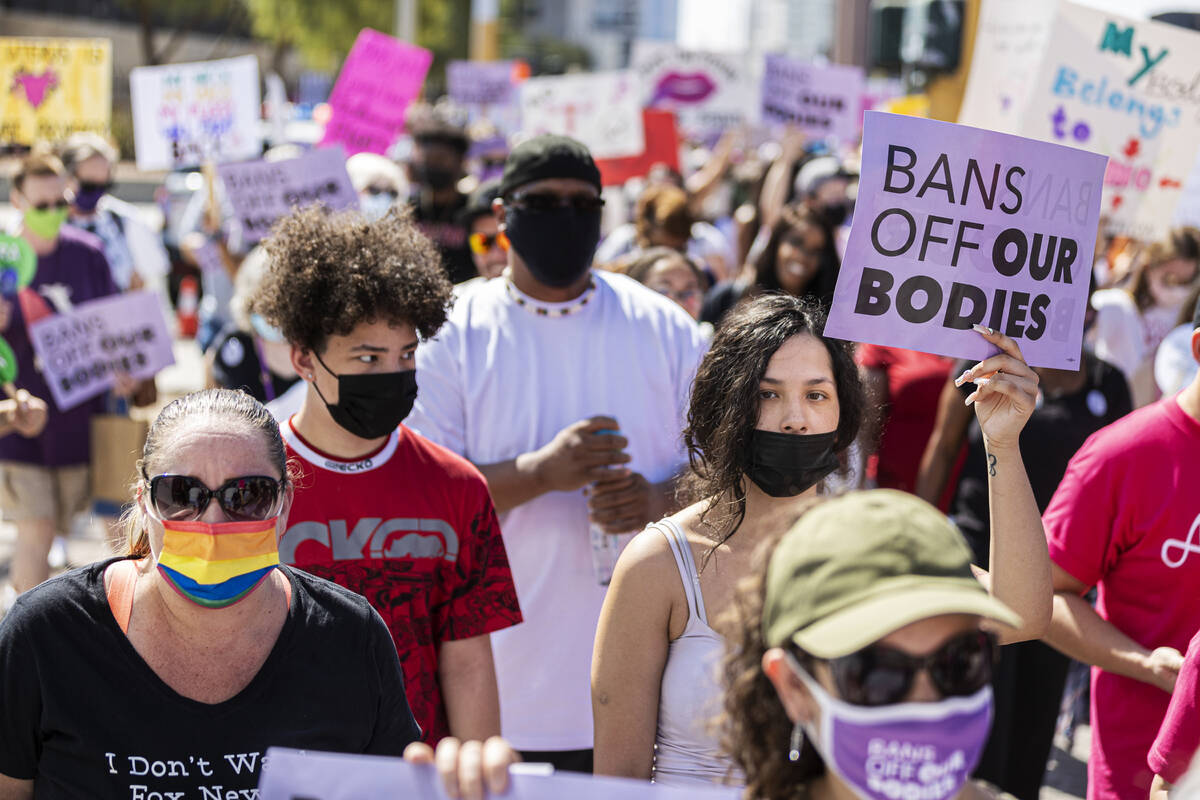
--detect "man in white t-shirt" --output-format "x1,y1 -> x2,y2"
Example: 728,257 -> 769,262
408,134 -> 707,771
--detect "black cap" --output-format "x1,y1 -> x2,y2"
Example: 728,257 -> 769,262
458,178 -> 502,228
498,134 -> 601,199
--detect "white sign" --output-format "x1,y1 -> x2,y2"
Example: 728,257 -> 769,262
130,54 -> 262,171
259,748 -> 741,800
632,41 -> 757,141
519,70 -> 645,159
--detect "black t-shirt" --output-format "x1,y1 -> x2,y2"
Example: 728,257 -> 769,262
409,192 -> 476,284
211,327 -> 299,404
0,559 -> 420,798
951,353 -> 1132,568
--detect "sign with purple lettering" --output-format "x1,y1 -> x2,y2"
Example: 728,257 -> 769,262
320,29 -> 432,156
218,147 -> 359,243
130,55 -> 261,171
761,56 -> 865,142
28,291 -> 174,412
1019,2 -> 1200,240
632,41 -> 756,141
824,112 -> 1107,370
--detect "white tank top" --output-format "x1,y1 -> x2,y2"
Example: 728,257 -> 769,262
650,519 -> 745,788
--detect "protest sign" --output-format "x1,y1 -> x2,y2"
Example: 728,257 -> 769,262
320,29 -> 432,156
218,147 -> 359,243
1017,2 -> 1200,240
259,747 -> 740,800
0,233 -> 36,295
0,37 -> 111,145
824,112 -> 1106,370
957,0 -> 1056,135
519,71 -> 645,159
595,109 -> 681,187
447,59 -> 522,134
28,291 -> 174,412
761,56 -> 865,142
632,41 -> 756,141
130,55 -> 261,171
0,336 -> 17,387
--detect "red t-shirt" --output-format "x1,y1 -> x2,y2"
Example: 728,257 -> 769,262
856,344 -> 961,506
280,419 -> 523,743
1149,628 -> 1200,784
1043,396 -> 1200,800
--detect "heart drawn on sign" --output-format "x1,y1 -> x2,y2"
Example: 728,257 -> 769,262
11,69 -> 60,109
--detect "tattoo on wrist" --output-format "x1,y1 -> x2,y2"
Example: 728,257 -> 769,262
988,453 -> 997,477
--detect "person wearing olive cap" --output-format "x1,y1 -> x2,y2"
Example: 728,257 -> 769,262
724,489 -> 1037,800
408,134 -> 707,771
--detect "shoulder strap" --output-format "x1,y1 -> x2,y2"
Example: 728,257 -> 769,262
655,519 -> 708,625
105,559 -> 139,635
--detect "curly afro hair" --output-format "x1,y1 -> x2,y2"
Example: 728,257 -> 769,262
254,205 -> 453,353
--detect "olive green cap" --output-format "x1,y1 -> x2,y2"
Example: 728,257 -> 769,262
762,490 -> 1021,659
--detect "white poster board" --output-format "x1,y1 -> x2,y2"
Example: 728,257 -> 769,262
519,70 -> 645,159
631,41 -> 757,141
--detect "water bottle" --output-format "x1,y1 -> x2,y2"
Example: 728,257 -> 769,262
589,428 -> 635,586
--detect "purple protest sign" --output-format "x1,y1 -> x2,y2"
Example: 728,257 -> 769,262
761,56 -> 865,143
824,111 -> 1107,370
320,29 -> 432,155
28,291 -> 175,412
219,147 -> 360,243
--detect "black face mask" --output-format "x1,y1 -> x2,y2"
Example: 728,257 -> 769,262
415,164 -> 458,191
312,353 -> 418,440
505,205 -> 602,288
745,429 -> 840,497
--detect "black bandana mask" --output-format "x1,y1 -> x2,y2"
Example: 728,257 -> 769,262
745,429 -> 840,497
504,205 -> 602,289
312,353 -> 418,440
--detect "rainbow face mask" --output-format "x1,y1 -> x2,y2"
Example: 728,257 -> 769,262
157,517 -> 281,608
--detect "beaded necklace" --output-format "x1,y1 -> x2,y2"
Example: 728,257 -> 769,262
504,272 -> 597,318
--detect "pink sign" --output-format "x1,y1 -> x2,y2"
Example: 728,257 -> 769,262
320,29 -> 432,156
824,111 -> 1107,370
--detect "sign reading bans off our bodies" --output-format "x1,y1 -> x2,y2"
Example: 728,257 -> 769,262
824,112 -> 1107,370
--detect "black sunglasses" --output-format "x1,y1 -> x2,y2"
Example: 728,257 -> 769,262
77,180 -> 113,195
508,192 -> 605,214
817,630 -> 997,707
146,474 -> 283,522
30,198 -> 69,212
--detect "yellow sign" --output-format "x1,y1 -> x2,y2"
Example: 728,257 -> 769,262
0,37 -> 111,145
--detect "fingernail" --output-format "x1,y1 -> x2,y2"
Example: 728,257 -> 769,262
953,369 -> 971,387
964,392 -> 978,406
972,324 -> 993,335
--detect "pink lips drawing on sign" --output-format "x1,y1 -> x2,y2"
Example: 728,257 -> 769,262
650,71 -> 716,106
11,70 -> 59,109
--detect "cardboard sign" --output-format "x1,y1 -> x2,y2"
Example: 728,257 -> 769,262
632,41 -> 756,141
519,71 -> 645,159
761,56 -> 865,142
595,109 -> 681,187
0,37 -> 111,145
957,0 -> 1056,135
447,59 -> 521,134
1017,2 -> 1200,240
320,29 -> 432,156
824,112 -> 1107,370
130,55 -> 262,171
218,147 -> 359,243
28,291 -> 175,412
259,748 -> 741,799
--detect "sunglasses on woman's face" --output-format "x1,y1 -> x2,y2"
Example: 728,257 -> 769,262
469,232 -> 506,254
146,474 -> 282,522
28,198 -> 69,212
818,629 -> 997,706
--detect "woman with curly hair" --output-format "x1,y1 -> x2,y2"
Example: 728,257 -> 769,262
591,295 -> 1050,788
253,205 -> 523,746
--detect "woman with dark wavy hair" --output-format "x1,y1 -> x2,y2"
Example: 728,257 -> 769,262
591,296 -> 1051,790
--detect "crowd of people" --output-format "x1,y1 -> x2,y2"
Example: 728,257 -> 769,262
0,96 -> 1197,800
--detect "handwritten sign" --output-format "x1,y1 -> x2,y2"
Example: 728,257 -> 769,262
824,112 -> 1107,370
1017,2 -> 1200,240
957,0 -> 1056,135
632,41 -> 756,141
0,37 -> 111,145
595,109 -> 681,187
519,71 -> 645,159
218,147 -> 359,243
259,748 -> 741,799
28,291 -> 175,411
761,57 -> 865,142
130,55 -> 261,171
320,29 -> 432,156
447,59 -> 521,134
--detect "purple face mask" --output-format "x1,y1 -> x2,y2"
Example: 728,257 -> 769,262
786,654 -> 992,800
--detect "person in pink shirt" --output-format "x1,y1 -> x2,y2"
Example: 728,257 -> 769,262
1042,299 -> 1200,800
1149,628 -> 1200,798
